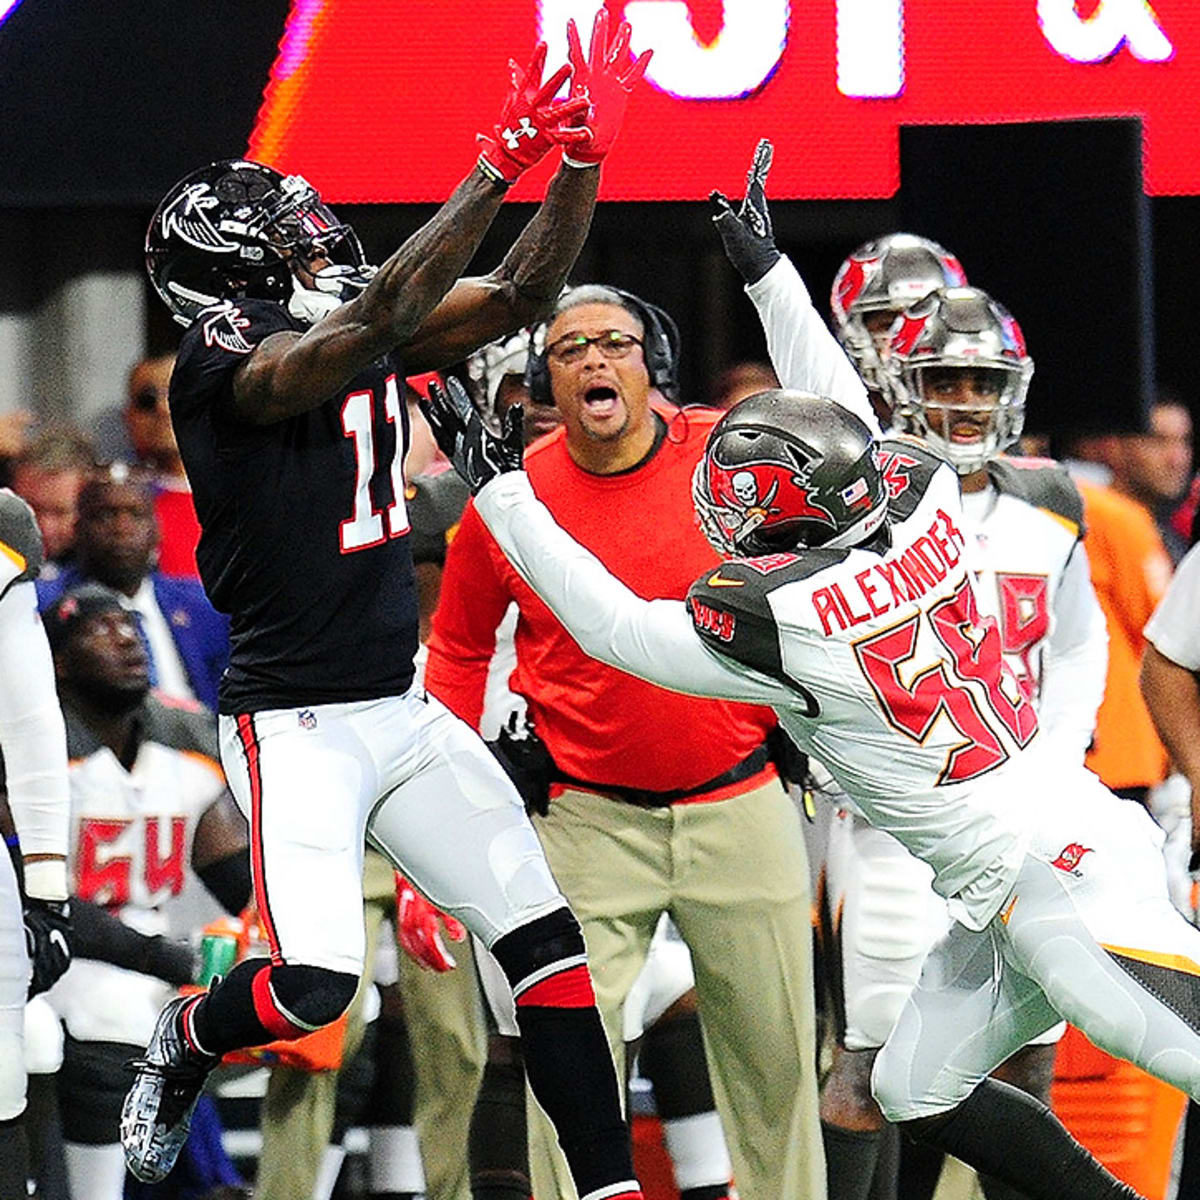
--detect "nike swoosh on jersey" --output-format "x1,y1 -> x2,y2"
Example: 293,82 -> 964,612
707,573 -> 745,588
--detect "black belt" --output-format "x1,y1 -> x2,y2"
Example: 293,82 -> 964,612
555,744 -> 772,809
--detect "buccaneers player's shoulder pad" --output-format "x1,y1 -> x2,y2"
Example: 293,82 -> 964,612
988,456 -> 1084,535
686,550 -> 847,680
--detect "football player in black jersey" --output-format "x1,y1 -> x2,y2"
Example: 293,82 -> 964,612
121,14 -> 653,1199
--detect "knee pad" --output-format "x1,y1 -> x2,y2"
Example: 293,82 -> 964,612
490,906 -> 587,999
0,1029 -> 26,1121
263,963 -> 358,1034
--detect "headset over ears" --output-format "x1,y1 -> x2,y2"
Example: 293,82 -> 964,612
525,285 -> 681,407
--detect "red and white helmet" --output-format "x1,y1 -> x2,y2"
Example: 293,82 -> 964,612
885,287 -> 1034,475
830,233 -> 967,396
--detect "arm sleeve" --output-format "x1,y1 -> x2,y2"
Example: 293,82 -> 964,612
1145,542 -> 1200,670
70,897 -> 196,985
744,256 -> 882,436
0,581 -> 69,886
1037,543 -> 1108,761
474,473 -> 794,706
424,501 -> 516,728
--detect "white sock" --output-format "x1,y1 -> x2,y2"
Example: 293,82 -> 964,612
368,1123 -> 427,1194
64,1141 -> 128,1200
662,1110 -> 733,1191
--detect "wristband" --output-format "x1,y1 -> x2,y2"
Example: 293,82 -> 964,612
24,857 -> 68,902
476,155 -> 514,189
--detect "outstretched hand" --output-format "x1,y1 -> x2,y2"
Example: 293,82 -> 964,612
477,42 -> 591,186
421,376 -> 524,495
561,8 -> 653,167
710,139 -> 781,285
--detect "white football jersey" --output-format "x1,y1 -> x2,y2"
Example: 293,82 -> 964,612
747,253 -> 1106,760
49,698 -> 225,1044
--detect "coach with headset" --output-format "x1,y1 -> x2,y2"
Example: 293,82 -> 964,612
425,284 -> 824,1200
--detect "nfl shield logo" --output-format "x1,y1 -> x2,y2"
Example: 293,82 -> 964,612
298,709 -> 317,730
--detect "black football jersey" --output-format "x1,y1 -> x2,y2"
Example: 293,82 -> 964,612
170,300 -> 419,713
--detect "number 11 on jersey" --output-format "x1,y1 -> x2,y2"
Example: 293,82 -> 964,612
339,373 -> 410,553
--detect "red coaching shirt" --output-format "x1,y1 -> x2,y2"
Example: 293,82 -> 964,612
425,406 -> 778,798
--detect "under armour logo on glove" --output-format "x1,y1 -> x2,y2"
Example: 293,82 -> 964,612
476,41 -> 590,186
502,117 -> 538,149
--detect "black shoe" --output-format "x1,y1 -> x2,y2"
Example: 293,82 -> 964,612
120,995 -> 218,1182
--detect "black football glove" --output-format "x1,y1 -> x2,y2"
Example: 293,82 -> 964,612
24,897 -> 72,998
421,376 -> 524,494
710,138 -> 781,285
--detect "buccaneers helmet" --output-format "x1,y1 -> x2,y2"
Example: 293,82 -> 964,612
693,390 -> 887,557
146,159 -> 374,326
829,233 -> 967,395
885,287 -> 1034,475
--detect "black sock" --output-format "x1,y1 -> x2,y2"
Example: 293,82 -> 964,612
901,1079 -> 1143,1200
680,1187 -> 731,1200
639,1012 -> 716,1117
470,1051 -> 530,1200
823,1121 -> 884,1200
190,957 -> 279,1054
897,1133 -> 944,1200
1178,1099 -> 1200,1196
517,1004 -> 637,1198
868,1121 -> 899,1200
0,1113 -> 31,1200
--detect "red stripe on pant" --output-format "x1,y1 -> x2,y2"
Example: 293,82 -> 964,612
236,713 -> 282,964
250,963 -> 310,1041
516,963 -> 596,1008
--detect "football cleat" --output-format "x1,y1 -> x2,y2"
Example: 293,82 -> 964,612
121,995 -> 218,1183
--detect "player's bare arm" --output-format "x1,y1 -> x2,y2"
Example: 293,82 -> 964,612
400,163 -> 600,372
228,36 -> 595,426
403,11 -> 651,372
1140,643 -> 1200,838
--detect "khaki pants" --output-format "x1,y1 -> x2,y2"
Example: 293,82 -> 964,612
528,780 -> 826,1200
399,939 -> 486,1200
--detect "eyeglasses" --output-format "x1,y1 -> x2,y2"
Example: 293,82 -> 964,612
546,330 -> 643,365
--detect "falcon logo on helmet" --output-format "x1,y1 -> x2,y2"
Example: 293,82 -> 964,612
146,159 -> 376,328
160,184 -> 240,254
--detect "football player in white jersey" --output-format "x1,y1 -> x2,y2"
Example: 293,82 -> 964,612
41,583 -> 250,1200
421,322 -> 1200,1199
0,489 -> 72,1200
713,144 -> 1108,1200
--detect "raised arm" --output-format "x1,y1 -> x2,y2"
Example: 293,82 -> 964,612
231,40 -> 590,424
404,10 -> 652,372
712,140 -> 880,434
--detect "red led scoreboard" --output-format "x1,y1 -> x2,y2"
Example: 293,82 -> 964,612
246,0 -> 1200,202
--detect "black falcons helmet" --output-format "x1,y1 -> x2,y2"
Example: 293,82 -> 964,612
693,390 -> 888,556
146,159 -> 371,326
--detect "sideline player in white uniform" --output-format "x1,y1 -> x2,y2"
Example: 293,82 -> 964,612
0,490 -> 72,1199
423,352 -> 1200,1200
713,144 -> 1108,1200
